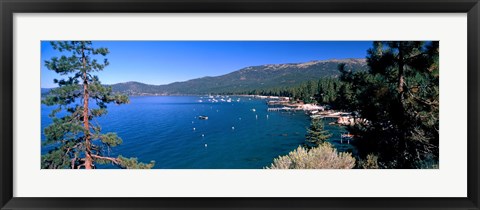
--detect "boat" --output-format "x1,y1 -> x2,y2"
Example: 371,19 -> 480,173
341,133 -> 354,139
198,115 -> 208,120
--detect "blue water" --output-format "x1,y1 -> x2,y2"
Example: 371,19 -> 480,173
41,96 -> 355,169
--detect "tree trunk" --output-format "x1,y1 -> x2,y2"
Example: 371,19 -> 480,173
398,43 -> 405,98
82,47 -> 93,169
396,42 -> 408,164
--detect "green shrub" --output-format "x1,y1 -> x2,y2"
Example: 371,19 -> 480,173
361,154 -> 380,169
267,143 -> 355,169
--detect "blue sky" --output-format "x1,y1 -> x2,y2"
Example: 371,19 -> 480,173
41,41 -> 373,88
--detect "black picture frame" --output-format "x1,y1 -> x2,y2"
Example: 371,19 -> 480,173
1,0 -> 479,209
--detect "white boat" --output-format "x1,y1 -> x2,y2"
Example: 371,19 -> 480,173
341,133 -> 354,139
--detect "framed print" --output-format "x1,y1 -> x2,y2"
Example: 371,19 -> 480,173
1,0 -> 479,209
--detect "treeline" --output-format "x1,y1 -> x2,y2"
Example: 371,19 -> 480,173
264,41 -> 439,169
231,78 -> 346,106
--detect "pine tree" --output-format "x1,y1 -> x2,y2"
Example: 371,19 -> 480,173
42,41 -> 155,169
305,118 -> 332,147
340,41 -> 439,168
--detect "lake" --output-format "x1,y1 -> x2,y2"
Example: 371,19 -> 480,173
41,96 -> 355,169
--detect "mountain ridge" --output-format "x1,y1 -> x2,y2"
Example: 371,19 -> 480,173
43,58 -> 368,95
110,58 -> 368,95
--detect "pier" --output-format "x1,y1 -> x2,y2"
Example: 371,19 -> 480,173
267,107 -> 298,112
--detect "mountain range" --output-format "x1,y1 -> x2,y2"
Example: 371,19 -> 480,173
109,58 -> 368,95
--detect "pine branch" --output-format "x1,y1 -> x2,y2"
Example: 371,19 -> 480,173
91,154 -> 120,165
